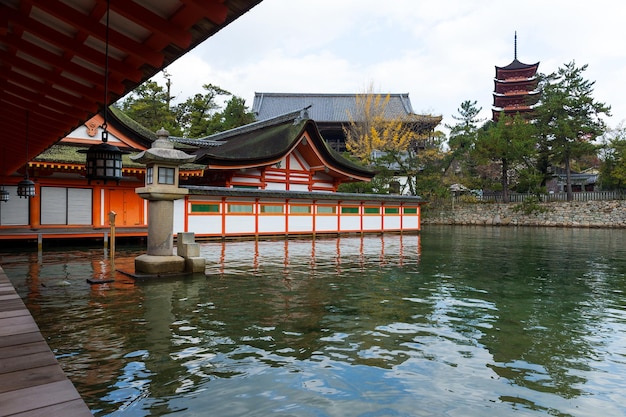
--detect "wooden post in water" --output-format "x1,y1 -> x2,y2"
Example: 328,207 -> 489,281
109,211 -> 116,262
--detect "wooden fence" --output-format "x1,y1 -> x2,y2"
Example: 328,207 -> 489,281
453,191 -> 626,204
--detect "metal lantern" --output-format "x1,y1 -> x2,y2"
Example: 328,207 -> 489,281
82,141 -> 125,184
79,0 -> 128,184
0,187 -> 9,202
18,111 -> 36,198
17,176 -> 36,198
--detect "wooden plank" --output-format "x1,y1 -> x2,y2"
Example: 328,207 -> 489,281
0,364 -> 66,394
0,341 -> 52,360
9,398 -> 93,417
0,331 -> 44,348
0,380 -> 87,416
0,292 -> 20,301
0,269 -> 92,416
0,319 -> 40,337
0,299 -> 28,313
0,350 -> 58,374
0,314 -> 37,328
0,308 -> 31,319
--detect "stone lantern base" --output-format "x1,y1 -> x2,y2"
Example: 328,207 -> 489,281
135,254 -> 185,275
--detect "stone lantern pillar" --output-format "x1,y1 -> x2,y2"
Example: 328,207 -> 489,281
131,128 -> 199,274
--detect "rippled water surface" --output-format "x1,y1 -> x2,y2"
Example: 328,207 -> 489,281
3,226 -> 626,416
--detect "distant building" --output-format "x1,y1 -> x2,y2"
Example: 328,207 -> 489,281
492,34 -> 540,121
252,93 -> 441,152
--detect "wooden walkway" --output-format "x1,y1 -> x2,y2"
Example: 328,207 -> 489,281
0,268 -> 92,417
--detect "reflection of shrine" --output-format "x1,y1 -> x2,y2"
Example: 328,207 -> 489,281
209,235 -> 421,277
10,234 -> 424,413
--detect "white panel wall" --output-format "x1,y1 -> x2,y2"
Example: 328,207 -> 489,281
0,186 -> 29,225
384,216 -> 401,230
258,216 -> 285,234
287,215 -> 313,232
188,216 -> 222,235
362,216 -> 382,231
68,188 -> 92,224
225,215 -> 255,234
314,216 -> 337,232
173,199 -> 186,233
338,216 -> 360,231
41,187 -> 66,224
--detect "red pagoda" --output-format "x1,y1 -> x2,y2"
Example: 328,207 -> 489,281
492,33 -> 539,121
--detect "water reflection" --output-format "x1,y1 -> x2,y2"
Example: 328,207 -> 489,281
2,228 -> 626,416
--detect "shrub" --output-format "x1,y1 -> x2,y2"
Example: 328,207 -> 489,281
513,195 -> 549,215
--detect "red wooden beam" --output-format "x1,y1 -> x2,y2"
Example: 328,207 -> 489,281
33,1 -> 164,68
179,0 -> 229,26
109,0 -> 192,49
5,9 -> 142,82
0,53 -> 104,102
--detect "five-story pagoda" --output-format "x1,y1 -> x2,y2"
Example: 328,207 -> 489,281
493,33 -> 540,121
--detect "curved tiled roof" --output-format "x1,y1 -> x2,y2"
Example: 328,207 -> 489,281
187,112 -> 374,179
496,59 -> 540,72
252,93 -> 416,122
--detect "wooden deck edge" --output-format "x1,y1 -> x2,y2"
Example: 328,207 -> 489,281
0,268 -> 92,417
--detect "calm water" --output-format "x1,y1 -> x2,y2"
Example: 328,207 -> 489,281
3,226 -> 626,417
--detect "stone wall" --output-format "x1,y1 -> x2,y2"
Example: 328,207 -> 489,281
422,200 -> 626,228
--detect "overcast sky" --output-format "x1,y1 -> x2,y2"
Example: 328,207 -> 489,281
161,0 -> 626,132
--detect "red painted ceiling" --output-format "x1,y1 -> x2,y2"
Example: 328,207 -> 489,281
0,0 -> 262,176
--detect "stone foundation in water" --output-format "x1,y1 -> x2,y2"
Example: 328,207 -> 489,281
422,200 -> 626,228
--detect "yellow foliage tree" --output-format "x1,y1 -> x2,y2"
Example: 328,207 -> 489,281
342,86 -> 444,195
344,91 -> 419,163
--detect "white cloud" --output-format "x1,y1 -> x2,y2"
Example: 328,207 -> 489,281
163,0 -> 626,130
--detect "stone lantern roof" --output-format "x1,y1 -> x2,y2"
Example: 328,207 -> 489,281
131,128 -> 196,166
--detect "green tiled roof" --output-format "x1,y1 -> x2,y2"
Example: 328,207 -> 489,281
193,117 -> 373,177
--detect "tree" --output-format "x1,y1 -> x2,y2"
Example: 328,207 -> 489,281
174,83 -> 232,137
534,61 -> 611,200
118,80 -> 179,134
444,100 -> 484,182
446,100 -> 483,153
118,74 -> 255,138
474,113 -> 537,202
342,86 -> 443,195
344,91 -> 394,164
214,96 -> 256,132
598,124 -> 626,190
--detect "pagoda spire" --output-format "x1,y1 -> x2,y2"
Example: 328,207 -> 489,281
514,31 -> 517,60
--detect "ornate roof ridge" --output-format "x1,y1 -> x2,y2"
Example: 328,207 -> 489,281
169,108 -> 310,147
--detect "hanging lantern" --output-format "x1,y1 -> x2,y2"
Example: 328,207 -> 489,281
78,0 -> 127,184
0,148 -> 8,202
81,139 -> 125,184
18,112 -> 36,198
17,176 -> 36,198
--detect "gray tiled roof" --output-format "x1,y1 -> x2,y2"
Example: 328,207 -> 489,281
252,93 -> 416,122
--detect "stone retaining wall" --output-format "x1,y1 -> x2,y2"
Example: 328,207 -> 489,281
422,200 -> 626,228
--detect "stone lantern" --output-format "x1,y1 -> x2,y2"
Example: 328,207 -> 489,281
131,128 -> 204,275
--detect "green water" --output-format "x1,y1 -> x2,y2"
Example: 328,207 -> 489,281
3,226 -> 626,416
